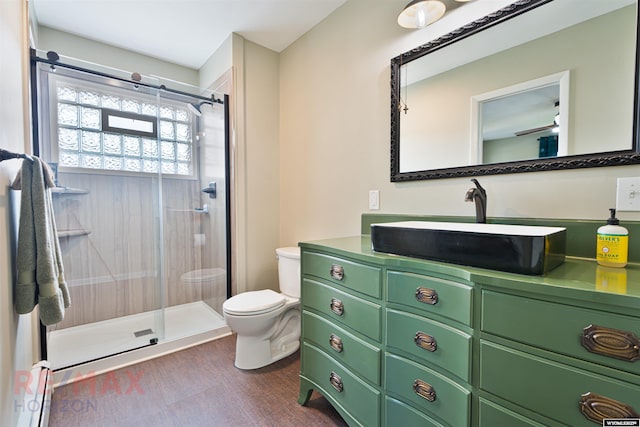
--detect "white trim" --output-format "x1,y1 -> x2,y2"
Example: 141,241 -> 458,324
46,73 -> 198,178
470,70 -> 570,164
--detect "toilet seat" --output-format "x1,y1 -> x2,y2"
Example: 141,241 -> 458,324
223,289 -> 286,316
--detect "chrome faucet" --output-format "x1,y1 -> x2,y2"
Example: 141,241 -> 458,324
465,179 -> 487,223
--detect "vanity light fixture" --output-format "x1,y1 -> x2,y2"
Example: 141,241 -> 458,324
398,0 -> 446,29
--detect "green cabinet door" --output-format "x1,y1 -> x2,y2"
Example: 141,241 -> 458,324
480,340 -> 640,426
303,278 -> 382,341
303,251 -> 381,298
385,354 -> 471,426
302,342 -> 380,427
386,309 -> 472,381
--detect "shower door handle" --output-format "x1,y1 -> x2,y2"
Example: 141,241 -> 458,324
202,182 -> 217,199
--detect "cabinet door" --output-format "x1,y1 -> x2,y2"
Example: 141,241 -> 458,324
385,354 -> 471,426
480,340 -> 640,426
479,398 -> 550,427
303,311 -> 381,385
302,342 -> 380,427
303,278 -> 381,341
387,271 -> 472,326
303,251 -> 381,298
386,309 -> 471,381
482,290 -> 640,376
386,397 -> 444,427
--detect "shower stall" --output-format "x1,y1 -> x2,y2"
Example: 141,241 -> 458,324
30,52 -> 231,373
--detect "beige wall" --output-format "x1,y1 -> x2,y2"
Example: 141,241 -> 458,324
243,40 -> 280,292
228,36 -> 281,293
278,0 -> 640,248
37,26 -> 199,87
0,0 -> 39,424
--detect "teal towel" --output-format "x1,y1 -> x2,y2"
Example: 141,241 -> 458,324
13,157 -> 70,325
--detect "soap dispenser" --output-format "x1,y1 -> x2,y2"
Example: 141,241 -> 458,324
596,208 -> 628,268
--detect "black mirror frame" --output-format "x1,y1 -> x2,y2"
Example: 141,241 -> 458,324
390,0 -> 640,182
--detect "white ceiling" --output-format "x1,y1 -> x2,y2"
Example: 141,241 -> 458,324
32,0 -> 348,69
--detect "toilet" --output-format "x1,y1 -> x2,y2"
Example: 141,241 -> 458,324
222,247 -> 301,369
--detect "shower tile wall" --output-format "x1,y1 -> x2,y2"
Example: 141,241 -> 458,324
52,172 -> 219,329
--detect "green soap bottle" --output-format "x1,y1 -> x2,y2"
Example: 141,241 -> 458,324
596,208 -> 628,268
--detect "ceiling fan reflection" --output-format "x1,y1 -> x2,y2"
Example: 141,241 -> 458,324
514,101 -> 560,137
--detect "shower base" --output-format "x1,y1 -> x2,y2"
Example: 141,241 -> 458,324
49,301 -> 230,385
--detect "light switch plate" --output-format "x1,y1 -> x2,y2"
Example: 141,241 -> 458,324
369,190 -> 380,210
616,177 -> 640,211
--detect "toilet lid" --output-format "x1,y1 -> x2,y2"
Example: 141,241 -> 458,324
223,289 -> 285,316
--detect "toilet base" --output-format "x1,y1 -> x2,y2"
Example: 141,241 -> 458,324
234,335 -> 300,370
232,308 -> 301,370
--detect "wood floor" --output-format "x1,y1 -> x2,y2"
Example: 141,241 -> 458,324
48,334 -> 347,426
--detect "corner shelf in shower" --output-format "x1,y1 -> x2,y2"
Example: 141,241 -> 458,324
51,187 -> 89,195
58,229 -> 91,238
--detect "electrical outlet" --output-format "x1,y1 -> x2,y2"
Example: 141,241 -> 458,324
616,177 -> 640,211
369,190 -> 380,210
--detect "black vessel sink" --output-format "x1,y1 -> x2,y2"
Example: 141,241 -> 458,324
371,221 -> 566,275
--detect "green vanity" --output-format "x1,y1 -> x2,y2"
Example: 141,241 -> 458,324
297,215 -> 640,426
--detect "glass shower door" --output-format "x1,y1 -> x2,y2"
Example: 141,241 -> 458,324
36,60 -> 165,369
158,90 -> 229,341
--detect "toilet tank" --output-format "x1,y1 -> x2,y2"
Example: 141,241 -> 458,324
276,247 -> 300,298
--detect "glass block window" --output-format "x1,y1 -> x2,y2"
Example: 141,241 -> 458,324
54,81 -> 194,176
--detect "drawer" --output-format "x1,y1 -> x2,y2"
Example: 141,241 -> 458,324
482,290 -> 640,376
303,251 -> 381,298
303,278 -> 382,341
303,311 -> 381,385
387,271 -> 472,326
479,398 -> 548,427
386,309 -> 472,381
480,340 -> 640,426
301,342 -> 380,427
385,397 -> 444,427
385,354 -> 471,427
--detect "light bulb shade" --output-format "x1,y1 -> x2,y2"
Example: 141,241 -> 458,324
398,0 -> 446,29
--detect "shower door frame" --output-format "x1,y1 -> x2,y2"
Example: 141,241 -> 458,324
29,50 -> 232,363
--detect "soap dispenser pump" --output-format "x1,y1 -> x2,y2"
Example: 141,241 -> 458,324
596,208 -> 628,268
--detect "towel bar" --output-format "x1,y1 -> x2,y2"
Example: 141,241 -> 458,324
0,149 -> 33,163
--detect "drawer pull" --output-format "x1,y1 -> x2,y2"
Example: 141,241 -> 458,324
329,264 -> 344,281
330,298 -> 344,316
581,324 -> 640,362
329,333 -> 343,353
413,379 -> 436,402
415,287 -> 438,305
329,371 -> 343,393
580,392 -> 639,424
414,332 -> 437,352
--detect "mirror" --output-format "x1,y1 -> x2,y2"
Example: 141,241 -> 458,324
390,0 -> 640,181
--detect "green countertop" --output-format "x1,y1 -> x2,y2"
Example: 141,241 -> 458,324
300,235 -> 640,313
